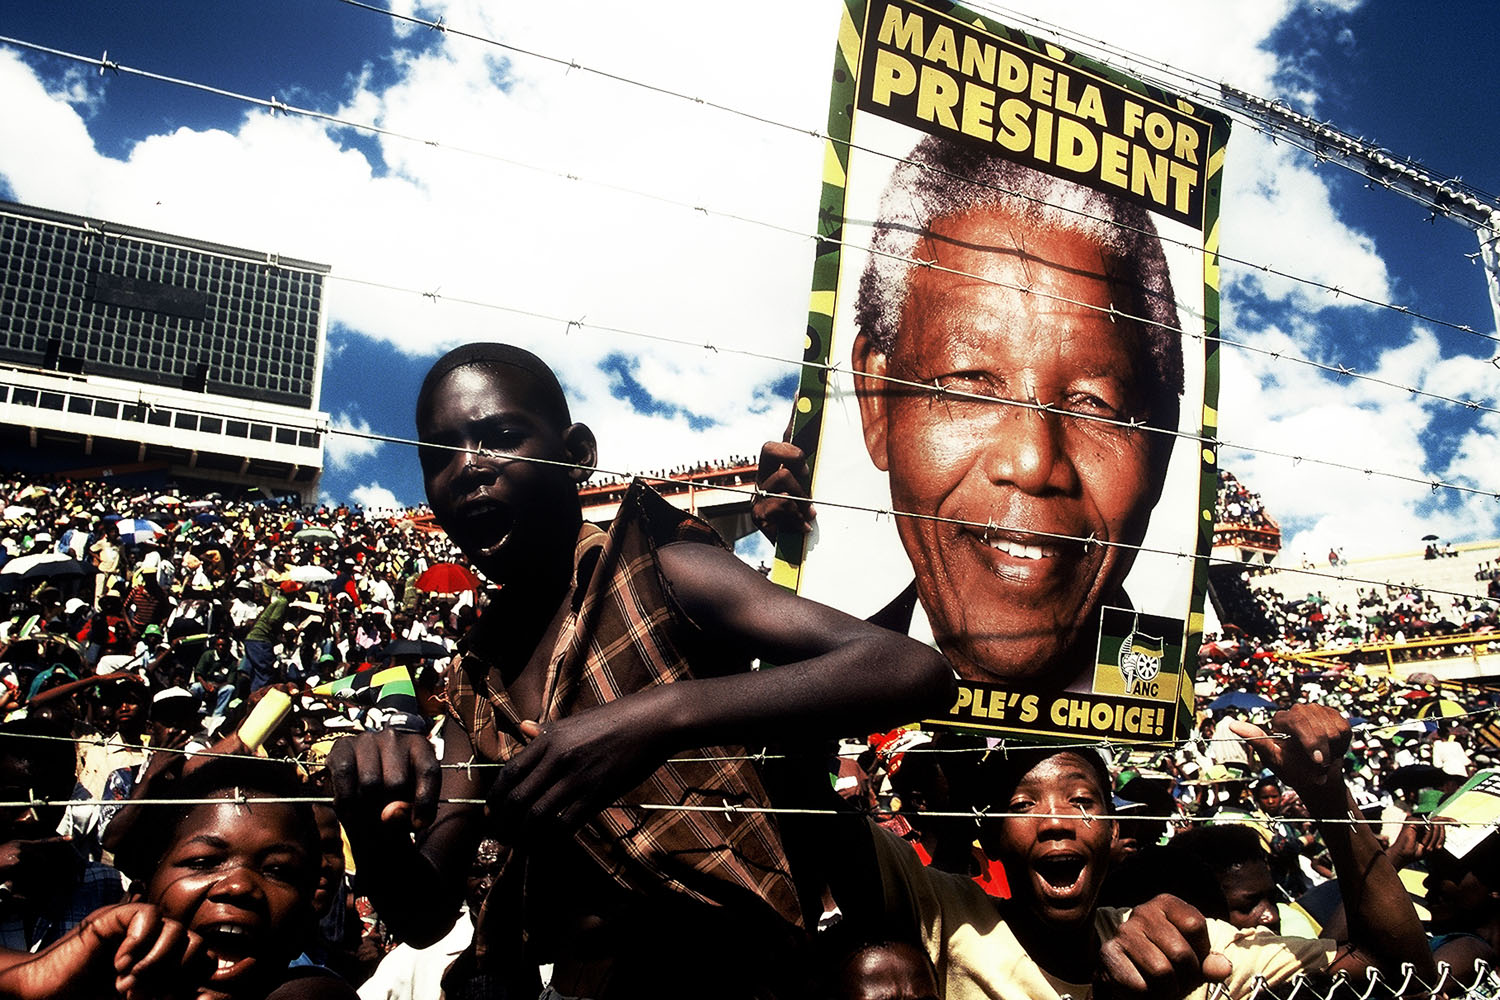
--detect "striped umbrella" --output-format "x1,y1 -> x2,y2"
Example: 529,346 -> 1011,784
115,518 -> 165,545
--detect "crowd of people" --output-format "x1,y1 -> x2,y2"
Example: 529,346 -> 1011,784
579,455 -> 759,505
1213,471 -> 1284,561
0,413 -> 1491,997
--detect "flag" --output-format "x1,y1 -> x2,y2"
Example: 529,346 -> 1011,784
314,665 -> 422,718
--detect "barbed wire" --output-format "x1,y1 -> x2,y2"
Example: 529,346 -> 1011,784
325,0 -> 1499,346
9,790 -> 1499,836
3,692 -> 1496,782
3,38 -> 1498,507
963,0 -> 1500,208
320,271 -> 1500,506
6,188 -> 1495,502
306,429 -> 1500,606
1,31 -> 1494,375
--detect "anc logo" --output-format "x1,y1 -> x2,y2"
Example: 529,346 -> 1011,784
1118,624 -> 1164,694
1092,606 -> 1180,701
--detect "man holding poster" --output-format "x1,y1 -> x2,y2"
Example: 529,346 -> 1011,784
775,0 -> 1227,744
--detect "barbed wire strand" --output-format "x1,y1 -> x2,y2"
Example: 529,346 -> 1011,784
313,429 -> 1500,606
7,192 -> 1497,499
10,790 -> 1499,833
3,692 -> 1496,771
325,1 -> 1500,346
320,271 -> 1500,504
0,31 -> 1493,367
2,41 -> 1497,496
964,0 -> 1500,208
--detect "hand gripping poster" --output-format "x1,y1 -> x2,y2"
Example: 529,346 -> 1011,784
774,0 -> 1229,744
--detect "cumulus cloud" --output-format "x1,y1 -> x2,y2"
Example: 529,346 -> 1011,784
349,482 -> 403,513
3,0 -> 1494,557
1216,314 -> 1500,561
324,412 -> 383,473
1220,133 -> 1392,314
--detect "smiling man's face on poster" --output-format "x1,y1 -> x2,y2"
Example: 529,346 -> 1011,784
853,198 -> 1172,689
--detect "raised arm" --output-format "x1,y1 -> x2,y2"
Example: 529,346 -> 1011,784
751,440 -> 815,543
1227,706 -> 1437,982
487,541 -> 955,838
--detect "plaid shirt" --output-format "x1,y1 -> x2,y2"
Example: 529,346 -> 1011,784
0,860 -> 125,952
444,481 -> 802,951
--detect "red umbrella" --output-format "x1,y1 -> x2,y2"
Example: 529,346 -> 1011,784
416,562 -> 481,594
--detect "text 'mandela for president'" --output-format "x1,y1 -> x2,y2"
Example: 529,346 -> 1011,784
857,0 -> 1216,230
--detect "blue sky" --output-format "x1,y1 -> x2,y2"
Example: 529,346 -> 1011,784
1,0 -> 1497,562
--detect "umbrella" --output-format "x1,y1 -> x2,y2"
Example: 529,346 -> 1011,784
115,518 -> 164,545
416,562 -> 481,594
1208,690 -> 1278,712
286,565 -> 336,584
2,505 -> 36,521
1383,763 -> 1446,793
30,631 -> 83,653
0,552 -> 92,579
1421,534 -> 1439,542
192,511 -> 222,526
381,638 -> 452,661
14,485 -> 49,501
1416,699 -> 1466,720
295,527 -> 338,544
154,494 -> 181,506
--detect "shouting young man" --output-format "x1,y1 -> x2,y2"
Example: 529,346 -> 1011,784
828,704 -> 1433,999
330,343 -> 953,998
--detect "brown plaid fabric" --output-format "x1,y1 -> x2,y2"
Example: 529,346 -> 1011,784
444,479 -> 802,943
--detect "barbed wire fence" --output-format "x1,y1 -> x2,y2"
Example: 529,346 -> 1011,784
1,12 -> 1499,996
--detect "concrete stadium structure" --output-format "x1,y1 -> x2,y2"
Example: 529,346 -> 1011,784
0,201 -> 328,502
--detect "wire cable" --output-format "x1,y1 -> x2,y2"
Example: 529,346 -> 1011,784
1,30 -> 1492,356
276,425 -> 1500,606
322,3 -> 1500,346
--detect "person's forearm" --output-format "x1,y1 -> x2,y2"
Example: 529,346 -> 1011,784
345,809 -> 476,947
648,633 -> 952,753
1307,787 -> 1435,979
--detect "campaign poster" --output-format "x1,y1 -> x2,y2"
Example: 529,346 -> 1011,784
1434,770 -> 1500,860
774,0 -> 1228,744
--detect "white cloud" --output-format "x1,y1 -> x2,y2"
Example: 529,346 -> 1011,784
1215,316 -> 1500,562
349,482 -> 403,512
324,412 -> 383,473
10,0 -> 1495,557
1220,133 -> 1392,314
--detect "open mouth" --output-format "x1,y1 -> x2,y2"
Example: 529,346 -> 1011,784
199,923 -> 259,981
971,527 -> 1086,581
1033,854 -> 1087,893
457,499 -> 513,555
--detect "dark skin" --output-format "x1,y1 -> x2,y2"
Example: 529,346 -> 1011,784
1225,708 -> 1436,980
815,706 -> 1434,999
836,941 -> 940,1000
1424,846 -> 1500,988
1092,709 -> 1434,995
1216,859 -> 1280,932
1099,708 -> 1435,995
329,361 -> 955,983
